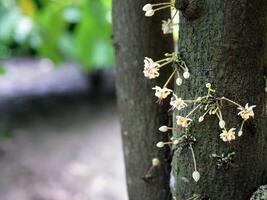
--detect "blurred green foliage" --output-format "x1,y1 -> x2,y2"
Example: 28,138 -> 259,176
0,0 -> 113,71
0,65 -> 6,75
0,122 -> 10,138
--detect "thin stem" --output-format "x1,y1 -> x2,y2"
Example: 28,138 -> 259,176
221,97 -> 243,108
186,104 -> 202,118
217,107 -> 223,120
156,58 -> 170,63
163,141 -> 173,145
178,61 -> 187,71
214,106 -> 219,112
189,143 -> 197,171
153,5 -> 171,12
184,96 -> 205,103
163,69 -> 177,87
215,111 -> 222,121
144,165 -> 156,178
186,197 -> 196,200
239,120 -> 245,131
151,2 -> 171,7
186,195 -> 201,200
207,89 -> 212,98
175,135 -> 187,141
158,60 -> 173,68
171,9 -> 178,21
202,108 -> 211,118
147,165 -> 155,174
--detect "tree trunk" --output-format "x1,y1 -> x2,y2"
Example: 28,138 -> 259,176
113,1 -> 174,200
172,1 -> 267,200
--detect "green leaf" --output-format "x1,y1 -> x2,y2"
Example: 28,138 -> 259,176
0,65 -> 6,75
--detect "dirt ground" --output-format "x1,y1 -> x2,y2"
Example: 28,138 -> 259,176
0,101 -> 128,200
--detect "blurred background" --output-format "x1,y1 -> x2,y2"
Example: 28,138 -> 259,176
0,0 -> 127,199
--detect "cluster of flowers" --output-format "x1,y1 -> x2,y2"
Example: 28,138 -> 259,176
143,53 -> 190,103
153,83 -> 256,182
143,2 -> 178,34
141,0 -> 256,189
155,83 -> 255,141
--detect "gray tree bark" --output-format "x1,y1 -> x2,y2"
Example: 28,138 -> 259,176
172,0 -> 267,200
113,1 -> 174,200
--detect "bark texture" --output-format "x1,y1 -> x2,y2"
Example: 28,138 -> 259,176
171,1 -> 267,200
113,1 -> 174,200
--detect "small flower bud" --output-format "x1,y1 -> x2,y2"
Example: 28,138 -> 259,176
152,158 -> 160,166
211,153 -> 217,157
176,77 -> 183,86
173,140 -> 179,145
206,83 -> 211,88
156,142 -> 165,148
192,171 -> 200,182
159,126 -> 168,132
238,130 -> 243,137
143,4 -> 152,11
219,120 -> 225,129
183,71 -> 190,79
198,116 -> 204,122
145,9 -> 155,17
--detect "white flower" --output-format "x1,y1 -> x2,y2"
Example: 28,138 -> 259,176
161,19 -> 173,34
170,94 -> 187,110
192,171 -> 200,182
152,158 -> 160,166
183,71 -> 190,79
219,120 -> 225,129
143,4 -> 153,11
176,116 -> 192,128
220,128 -> 236,142
152,86 -> 172,101
143,67 -> 159,79
156,141 -> 165,148
176,77 -> 183,86
198,116 -> 204,122
238,130 -> 243,137
144,57 -> 157,68
237,103 -> 256,121
143,57 -> 160,79
159,126 -> 168,132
